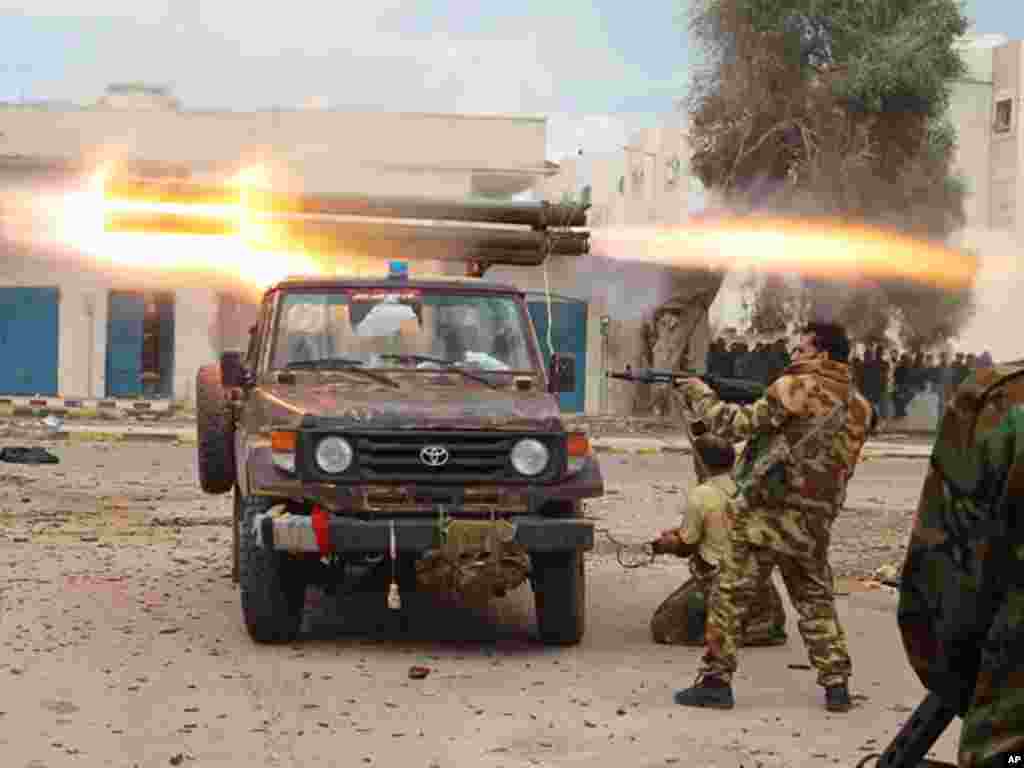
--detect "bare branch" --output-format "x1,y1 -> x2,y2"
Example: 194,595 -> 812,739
727,118 -> 796,188
725,117 -> 755,189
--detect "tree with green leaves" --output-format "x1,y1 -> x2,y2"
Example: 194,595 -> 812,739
687,0 -> 975,350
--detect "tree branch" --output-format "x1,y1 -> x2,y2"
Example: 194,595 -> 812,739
725,115 -> 755,189
727,118 -> 798,188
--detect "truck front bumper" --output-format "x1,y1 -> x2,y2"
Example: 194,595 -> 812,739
253,511 -> 594,555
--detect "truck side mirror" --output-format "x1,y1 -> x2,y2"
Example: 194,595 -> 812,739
221,350 -> 245,388
548,353 -> 576,394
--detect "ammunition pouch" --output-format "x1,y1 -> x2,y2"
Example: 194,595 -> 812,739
415,519 -> 530,601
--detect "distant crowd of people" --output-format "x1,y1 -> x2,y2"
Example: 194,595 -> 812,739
705,337 -> 996,423
849,346 -> 993,421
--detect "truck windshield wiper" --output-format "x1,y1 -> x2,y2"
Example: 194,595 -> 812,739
376,353 -> 499,389
284,358 -> 399,389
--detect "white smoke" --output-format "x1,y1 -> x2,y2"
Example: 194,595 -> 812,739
561,252 -> 680,322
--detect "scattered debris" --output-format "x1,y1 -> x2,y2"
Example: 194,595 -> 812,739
408,666 -> 431,680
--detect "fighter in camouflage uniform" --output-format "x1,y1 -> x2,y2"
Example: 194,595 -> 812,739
673,322 -> 873,711
898,363 -> 1024,767
650,434 -> 788,647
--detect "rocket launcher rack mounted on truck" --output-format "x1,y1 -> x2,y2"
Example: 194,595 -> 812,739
166,173 -> 604,647
102,175 -> 591,276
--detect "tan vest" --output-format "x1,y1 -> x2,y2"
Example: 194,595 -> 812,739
679,473 -> 737,570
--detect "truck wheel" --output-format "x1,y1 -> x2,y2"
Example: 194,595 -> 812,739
232,486 -> 242,584
239,496 -> 307,644
531,550 -> 586,645
196,364 -> 235,495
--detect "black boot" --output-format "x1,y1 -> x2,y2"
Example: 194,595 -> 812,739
825,683 -> 851,712
673,676 -> 735,709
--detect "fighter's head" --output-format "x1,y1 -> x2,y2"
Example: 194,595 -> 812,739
794,321 -> 851,364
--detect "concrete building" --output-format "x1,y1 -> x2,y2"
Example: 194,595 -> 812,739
947,33 -> 1010,235
941,34 -> 1024,367
988,39 -> 1024,237
0,89 -> 616,411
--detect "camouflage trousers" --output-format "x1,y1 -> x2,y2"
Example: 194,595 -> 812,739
957,586 -> 1024,768
650,570 -> 788,647
700,538 -> 852,687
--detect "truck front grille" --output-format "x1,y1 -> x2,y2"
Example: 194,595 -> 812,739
356,433 -> 513,482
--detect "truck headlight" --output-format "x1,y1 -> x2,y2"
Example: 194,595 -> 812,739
315,436 -> 353,474
510,438 -> 549,477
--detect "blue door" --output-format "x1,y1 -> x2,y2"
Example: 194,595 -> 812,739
106,292 -> 145,397
527,294 -> 587,413
0,287 -> 59,396
157,295 -> 175,397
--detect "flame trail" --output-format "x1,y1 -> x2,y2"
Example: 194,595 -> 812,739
5,170 -> 980,302
590,216 -> 977,292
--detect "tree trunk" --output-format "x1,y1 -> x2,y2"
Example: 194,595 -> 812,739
633,269 -> 724,419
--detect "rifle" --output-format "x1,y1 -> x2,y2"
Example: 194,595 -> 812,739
862,691 -> 958,768
606,365 -> 765,405
608,365 -> 765,560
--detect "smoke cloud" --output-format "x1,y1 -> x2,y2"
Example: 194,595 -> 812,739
694,176 -> 980,350
558,252 -> 682,322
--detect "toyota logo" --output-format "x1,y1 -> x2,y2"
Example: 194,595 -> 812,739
419,445 -> 450,467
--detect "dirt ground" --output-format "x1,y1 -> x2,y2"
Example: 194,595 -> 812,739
0,440 -> 956,768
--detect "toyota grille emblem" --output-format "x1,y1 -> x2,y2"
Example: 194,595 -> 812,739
419,445 -> 450,467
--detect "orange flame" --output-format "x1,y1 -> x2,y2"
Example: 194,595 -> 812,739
27,167 -> 978,299
37,166 -> 351,297
592,216 -> 977,292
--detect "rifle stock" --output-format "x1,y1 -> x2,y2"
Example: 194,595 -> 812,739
874,692 -> 957,768
606,365 -> 764,405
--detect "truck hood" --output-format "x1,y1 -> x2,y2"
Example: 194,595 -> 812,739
257,380 -> 564,432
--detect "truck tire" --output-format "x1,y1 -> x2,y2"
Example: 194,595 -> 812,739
196,364 -> 235,495
232,487 -> 242,584
239,496 -> 307,644
531,550 -> 586,645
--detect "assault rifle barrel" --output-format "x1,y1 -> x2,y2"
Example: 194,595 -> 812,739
606,365 -> 764,405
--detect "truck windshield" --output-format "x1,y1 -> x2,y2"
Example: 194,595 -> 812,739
270,290 -> 538,373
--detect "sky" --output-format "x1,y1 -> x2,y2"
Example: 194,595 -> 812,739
0,1 -> 1019,162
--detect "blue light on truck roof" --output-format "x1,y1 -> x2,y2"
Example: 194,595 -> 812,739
388,261 -> 409,279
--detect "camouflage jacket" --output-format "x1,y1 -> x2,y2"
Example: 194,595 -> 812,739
678,358 -> 873,561
898,364 -> 1024,766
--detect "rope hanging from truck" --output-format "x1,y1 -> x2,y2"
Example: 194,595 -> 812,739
542,198 -> 589,372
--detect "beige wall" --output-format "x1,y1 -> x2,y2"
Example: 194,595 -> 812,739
948,78 -> 993,228
173,287 -> 219,406
0,106 -> 549,197
991,42 -> 1022,235
543,122 -> 692,229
